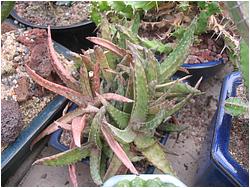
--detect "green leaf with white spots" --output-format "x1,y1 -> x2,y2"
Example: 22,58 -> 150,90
225,97 -> 248,116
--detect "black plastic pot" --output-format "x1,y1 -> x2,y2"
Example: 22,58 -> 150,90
195,71 -> 249,187
1,95 -> 68,185
10,10 -> 97,53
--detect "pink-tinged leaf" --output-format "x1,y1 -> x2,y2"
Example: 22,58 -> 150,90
30,106 -> 98,149
103,68 -> 119,75
178,67 -> 190,74
68,165 -> 78,187
91,63 -> 100,96
86,37 -> 127,57
72,115 -> 87,147
54,121 -> 72,131
47,26 -> 80,91
101,93 -> 134,103
95,92 -> 108,106
68,140 -> 78,187
80,54 -> 93,71
101,124 -> 138,175
25,64 -> 91,107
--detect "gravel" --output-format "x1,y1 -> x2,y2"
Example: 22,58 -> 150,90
14,1 -> 91,27
1,29 -> 55,151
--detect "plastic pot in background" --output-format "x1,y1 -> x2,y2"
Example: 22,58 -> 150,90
195,71 -> 249,187
176,58 -> 225,86
10,10 -> 97,53
1,96 -> 68,186
102,174 -> 186,187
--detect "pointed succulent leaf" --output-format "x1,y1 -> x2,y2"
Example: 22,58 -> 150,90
131,12 -> 140,34
68,164 -> 78,187
25,65 -> 91,107
140,38 -> 173,54
129,47 -> 149,125
149,99 -> 175,115
30,107 -> 89,149
101,93 -> 134,103
81,54 -> 94,71
100,151 -> 108,179
138,141 -> 174,174
143,48 -> 159,83
104,155 -> 124,181
88,107 -> 106,149
33,143 -> 92,166
90,148 -> 103,185
139,77 -> 202,131
101,123 -> 138,175
104,50 -> 118,69
123,73 -> 134,113
68,140 -> 78,187
86,37 -> 127,57
91,62 -> 101,95
72,115 -> 87,147
99,15 -> 113,41
103,120 -> 135,143
162,82 -> 201,95
47,26 -> 80,91
155,75 -> 192,89
134,135 -> 157,150
94,46 -> 114,83
96,93 -> 130,129
106,105 -> 130,129
116,25 -> 141,44
159,17 -> 197,83
79,63 -> 93,97
54,121 -> 71,131
159,123 -> 189,133
104,143 -> 133,180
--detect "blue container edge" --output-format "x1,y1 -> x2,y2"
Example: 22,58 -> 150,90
211,71 -> 249,187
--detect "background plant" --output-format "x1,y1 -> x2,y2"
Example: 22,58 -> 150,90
223,1 -> 249,117
1,1 -> 15,22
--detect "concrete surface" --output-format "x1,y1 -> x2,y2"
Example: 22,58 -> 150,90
17,146 -> 95,187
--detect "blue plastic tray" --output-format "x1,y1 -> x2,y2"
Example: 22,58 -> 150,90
1,96 -> 67,185
176,58 -> 225,86
195,71 -> 249,187
211,71 -> 248,186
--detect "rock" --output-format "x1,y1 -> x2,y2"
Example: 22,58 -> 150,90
1,21 -> 18,34
17,29 -> 48,49
1,60 -> 16,75
1,99 -> 23,146
28,43 -> 53,78
14,76 -> 31,102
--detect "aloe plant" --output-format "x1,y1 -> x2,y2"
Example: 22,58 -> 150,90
27,16 -> 202,186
